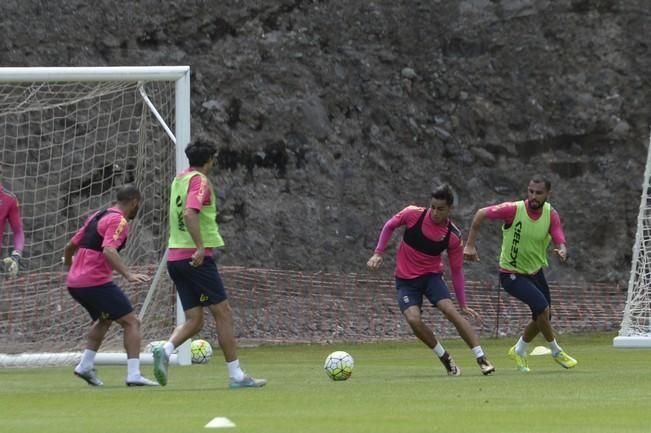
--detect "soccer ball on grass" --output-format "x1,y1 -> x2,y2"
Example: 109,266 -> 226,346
191,339 -> 213,364
324,350 -> 354,381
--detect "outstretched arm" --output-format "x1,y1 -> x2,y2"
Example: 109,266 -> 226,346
448,234 -> 481,320
367,216 -> 400,271
103,247 -> 149,283
463,208 -> 488,262
448,239 -> 467,308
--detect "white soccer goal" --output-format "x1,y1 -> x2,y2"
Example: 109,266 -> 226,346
614,130 -> 651,348
0,66 -> 192,366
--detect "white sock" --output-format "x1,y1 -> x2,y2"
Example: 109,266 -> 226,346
471,346 -> 485,359
549,339 -> 562,356
127,358 -> 140,379
227,359 -> 245,381
163,341 -> 175,357
515,337 -> 528,357
433,342 -> 446,358
76,349 -> 97,372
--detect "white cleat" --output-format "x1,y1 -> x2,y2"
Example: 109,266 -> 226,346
74,368 -> 104,386
229,375 -> 267,389
126,375 -> 160,387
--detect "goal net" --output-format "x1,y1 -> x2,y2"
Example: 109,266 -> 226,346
0,67 -> 191,366
614,130 -> 651,348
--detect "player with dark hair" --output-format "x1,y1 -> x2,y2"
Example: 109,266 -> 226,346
367,184 -> 495,376
152,140 -> 266,388
0,164 -> 24,278
64,183 -> 158,386
464,176 -> 577,372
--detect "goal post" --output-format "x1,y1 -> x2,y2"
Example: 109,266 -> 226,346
614,129 -> 651,348
0,66 -> 192,366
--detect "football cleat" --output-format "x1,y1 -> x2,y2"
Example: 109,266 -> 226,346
126,375 -> 160,387
440,352 -> 461,377
229,375 -> 267,389
152,346 -> 169,386
508,345 -> 530,372
74,368 -> 104,386
553,351 -> 578,369
477,356 -> 496,375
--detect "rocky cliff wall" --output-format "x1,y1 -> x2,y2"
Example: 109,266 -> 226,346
2,0 -> 650,284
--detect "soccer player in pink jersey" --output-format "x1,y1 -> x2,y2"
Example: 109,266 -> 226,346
367,184 -> 495,376
152,140 -> 265,389
63,184 -> 158,387
464,176 -> 577,372
0,164 -> 25,278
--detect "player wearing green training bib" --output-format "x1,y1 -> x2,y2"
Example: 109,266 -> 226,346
152,139 -> 266,389
168,170 -> 224,249
464,176 -> 577,372
499,200 -> 551,274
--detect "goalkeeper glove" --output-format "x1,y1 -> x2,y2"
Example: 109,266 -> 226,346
3,250 -> 21,278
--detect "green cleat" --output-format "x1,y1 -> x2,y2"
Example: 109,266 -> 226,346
508,345 -> 530,372
152,346 -> 169,386
553,351 -> 578,369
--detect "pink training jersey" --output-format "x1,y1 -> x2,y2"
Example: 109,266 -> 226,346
0,187 -> 25,253
375,206 -> 467,307
66,207 -> 129,288
483,199 -> 566,273
167,168 -> 215,262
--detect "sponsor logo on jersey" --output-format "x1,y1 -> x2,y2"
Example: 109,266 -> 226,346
508,221 -> 522,268
113,218 -> 127,241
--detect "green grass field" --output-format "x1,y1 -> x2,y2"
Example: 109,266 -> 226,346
1,333 -> 650,433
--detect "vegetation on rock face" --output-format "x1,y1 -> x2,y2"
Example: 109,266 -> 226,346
2,0 -> 650,283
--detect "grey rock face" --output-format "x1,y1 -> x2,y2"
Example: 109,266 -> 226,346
2,0 -> 650,285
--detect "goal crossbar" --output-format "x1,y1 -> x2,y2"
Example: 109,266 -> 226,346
0,66 -> 190,83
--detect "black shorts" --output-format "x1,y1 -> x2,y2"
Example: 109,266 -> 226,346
500,270 -> 551,319
167,256 -> 227,311
395,273 -> 451,312
68,282 -> 134,321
